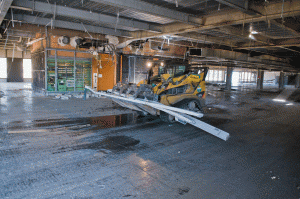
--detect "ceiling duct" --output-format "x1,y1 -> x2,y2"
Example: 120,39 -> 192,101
189,48 -> 202,56
70,36 -> 83,48
105,35 -> 119,46
151,46 -> 170,51
58,36 -> 70,46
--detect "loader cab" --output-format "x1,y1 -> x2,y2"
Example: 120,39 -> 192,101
150,61 -> 208,84
190,66 -> 209,81
161,60 -> 189,77
161,61 -> 208,80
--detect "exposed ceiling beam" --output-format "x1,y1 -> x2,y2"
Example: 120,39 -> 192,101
237,37 -> 300,49
5,23 -> 107,39
217,26 -> 273,45
90,0 -> 202,25
5,30 -> 35,38
177,32 -> 237,47
216,27 -> 300,55
275,37 -> 300,47
214,0 -> 257,15
12,14 -> 131,37
116,30 -> 237,48
10,5 -> 32,12
13,0 -> 160,32
270,20 -> 300,38
0,0 -> 13,25
126,0 -> 300,41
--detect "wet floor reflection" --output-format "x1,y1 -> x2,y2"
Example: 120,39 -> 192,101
0,83 -> 33,115
0,96 -> 8,113
72,135 -> 140,151
1,113 -> 158,131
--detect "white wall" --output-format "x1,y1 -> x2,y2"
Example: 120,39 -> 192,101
0,58 -> 7,79
264,71 -> 280,85
0,58 -> 32,81
23,59 -> 32,79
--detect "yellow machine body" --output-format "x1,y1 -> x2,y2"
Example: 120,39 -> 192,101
137,63 -> 207,108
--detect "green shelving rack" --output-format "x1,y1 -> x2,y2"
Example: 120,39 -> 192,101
46,57 -> 92,92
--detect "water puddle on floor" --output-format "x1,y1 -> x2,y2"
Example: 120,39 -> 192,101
1,113 -> 159,132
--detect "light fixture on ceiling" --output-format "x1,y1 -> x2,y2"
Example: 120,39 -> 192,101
248,34 -> 255,40
249,25 -> 259,34
273,99 -> 286,102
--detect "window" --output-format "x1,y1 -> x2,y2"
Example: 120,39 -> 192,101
206,69 -> 225,82
0,58 -> 7,78
232,70 -> 257,86
23,59 -> 32,78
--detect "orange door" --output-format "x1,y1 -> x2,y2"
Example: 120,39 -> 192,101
92,54 -> 116,91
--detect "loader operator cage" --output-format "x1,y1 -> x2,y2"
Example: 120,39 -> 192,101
160,60 -> 208,81
190,66 -> 209,81
160,60 -> 189,77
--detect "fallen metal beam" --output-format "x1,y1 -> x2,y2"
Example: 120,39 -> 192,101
85,86 -> 230,141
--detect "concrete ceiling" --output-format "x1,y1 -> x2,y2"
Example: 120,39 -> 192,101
1,0 -> 300,71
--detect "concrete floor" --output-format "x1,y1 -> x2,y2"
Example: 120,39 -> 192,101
1,83 -> 300,198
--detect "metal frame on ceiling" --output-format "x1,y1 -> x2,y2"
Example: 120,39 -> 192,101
1,0 -> 300,71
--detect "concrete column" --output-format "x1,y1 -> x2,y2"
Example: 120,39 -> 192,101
7,58 -> 24,82
225,67 -> 233,90
257,70 -> 264,90
295,73 -> 300,88
279,72 -> 285,90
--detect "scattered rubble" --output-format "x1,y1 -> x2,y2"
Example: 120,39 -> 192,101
53,93 -> 93,100
54,94 -> 62,99
60,95 -> 69,100
0,91 -> 4,98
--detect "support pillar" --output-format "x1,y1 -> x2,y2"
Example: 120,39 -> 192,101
279,71 -> 285,90
225,67 -> 233,90
295,73 -> 300,88
7,58 -> 24,82
257,70 -> 264,90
